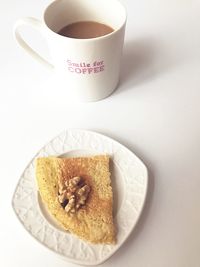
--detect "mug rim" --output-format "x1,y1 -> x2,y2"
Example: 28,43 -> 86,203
43,0 -> 127,41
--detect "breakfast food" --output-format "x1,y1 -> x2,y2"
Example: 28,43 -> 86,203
36,155 -> 115,244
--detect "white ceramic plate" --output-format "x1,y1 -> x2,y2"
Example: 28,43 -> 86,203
12,129 -> 148,265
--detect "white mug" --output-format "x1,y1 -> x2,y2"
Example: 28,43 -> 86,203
14,0 -> 126,102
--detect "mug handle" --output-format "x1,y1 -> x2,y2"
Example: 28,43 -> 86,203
14,17 -> 54,70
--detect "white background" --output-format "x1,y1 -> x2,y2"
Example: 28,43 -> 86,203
1,0 -> 200,266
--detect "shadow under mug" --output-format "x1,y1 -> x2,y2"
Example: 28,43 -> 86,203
14,0 -> 127,102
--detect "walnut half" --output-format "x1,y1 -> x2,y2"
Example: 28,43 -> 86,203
58,176 -> 90,214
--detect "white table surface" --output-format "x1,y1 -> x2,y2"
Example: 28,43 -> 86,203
1,0 -> 200,266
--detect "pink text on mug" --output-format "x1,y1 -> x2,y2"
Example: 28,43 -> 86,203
67,59 -> 105,75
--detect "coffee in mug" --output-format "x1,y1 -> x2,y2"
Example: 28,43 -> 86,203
58,21 -> 114,39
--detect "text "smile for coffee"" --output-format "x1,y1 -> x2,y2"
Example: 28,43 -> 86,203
67,59 -> 104,74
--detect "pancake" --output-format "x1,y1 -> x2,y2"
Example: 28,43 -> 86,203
36,155 -> 115,244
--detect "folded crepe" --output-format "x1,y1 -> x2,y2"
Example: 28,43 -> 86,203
36,155 -> 115,244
